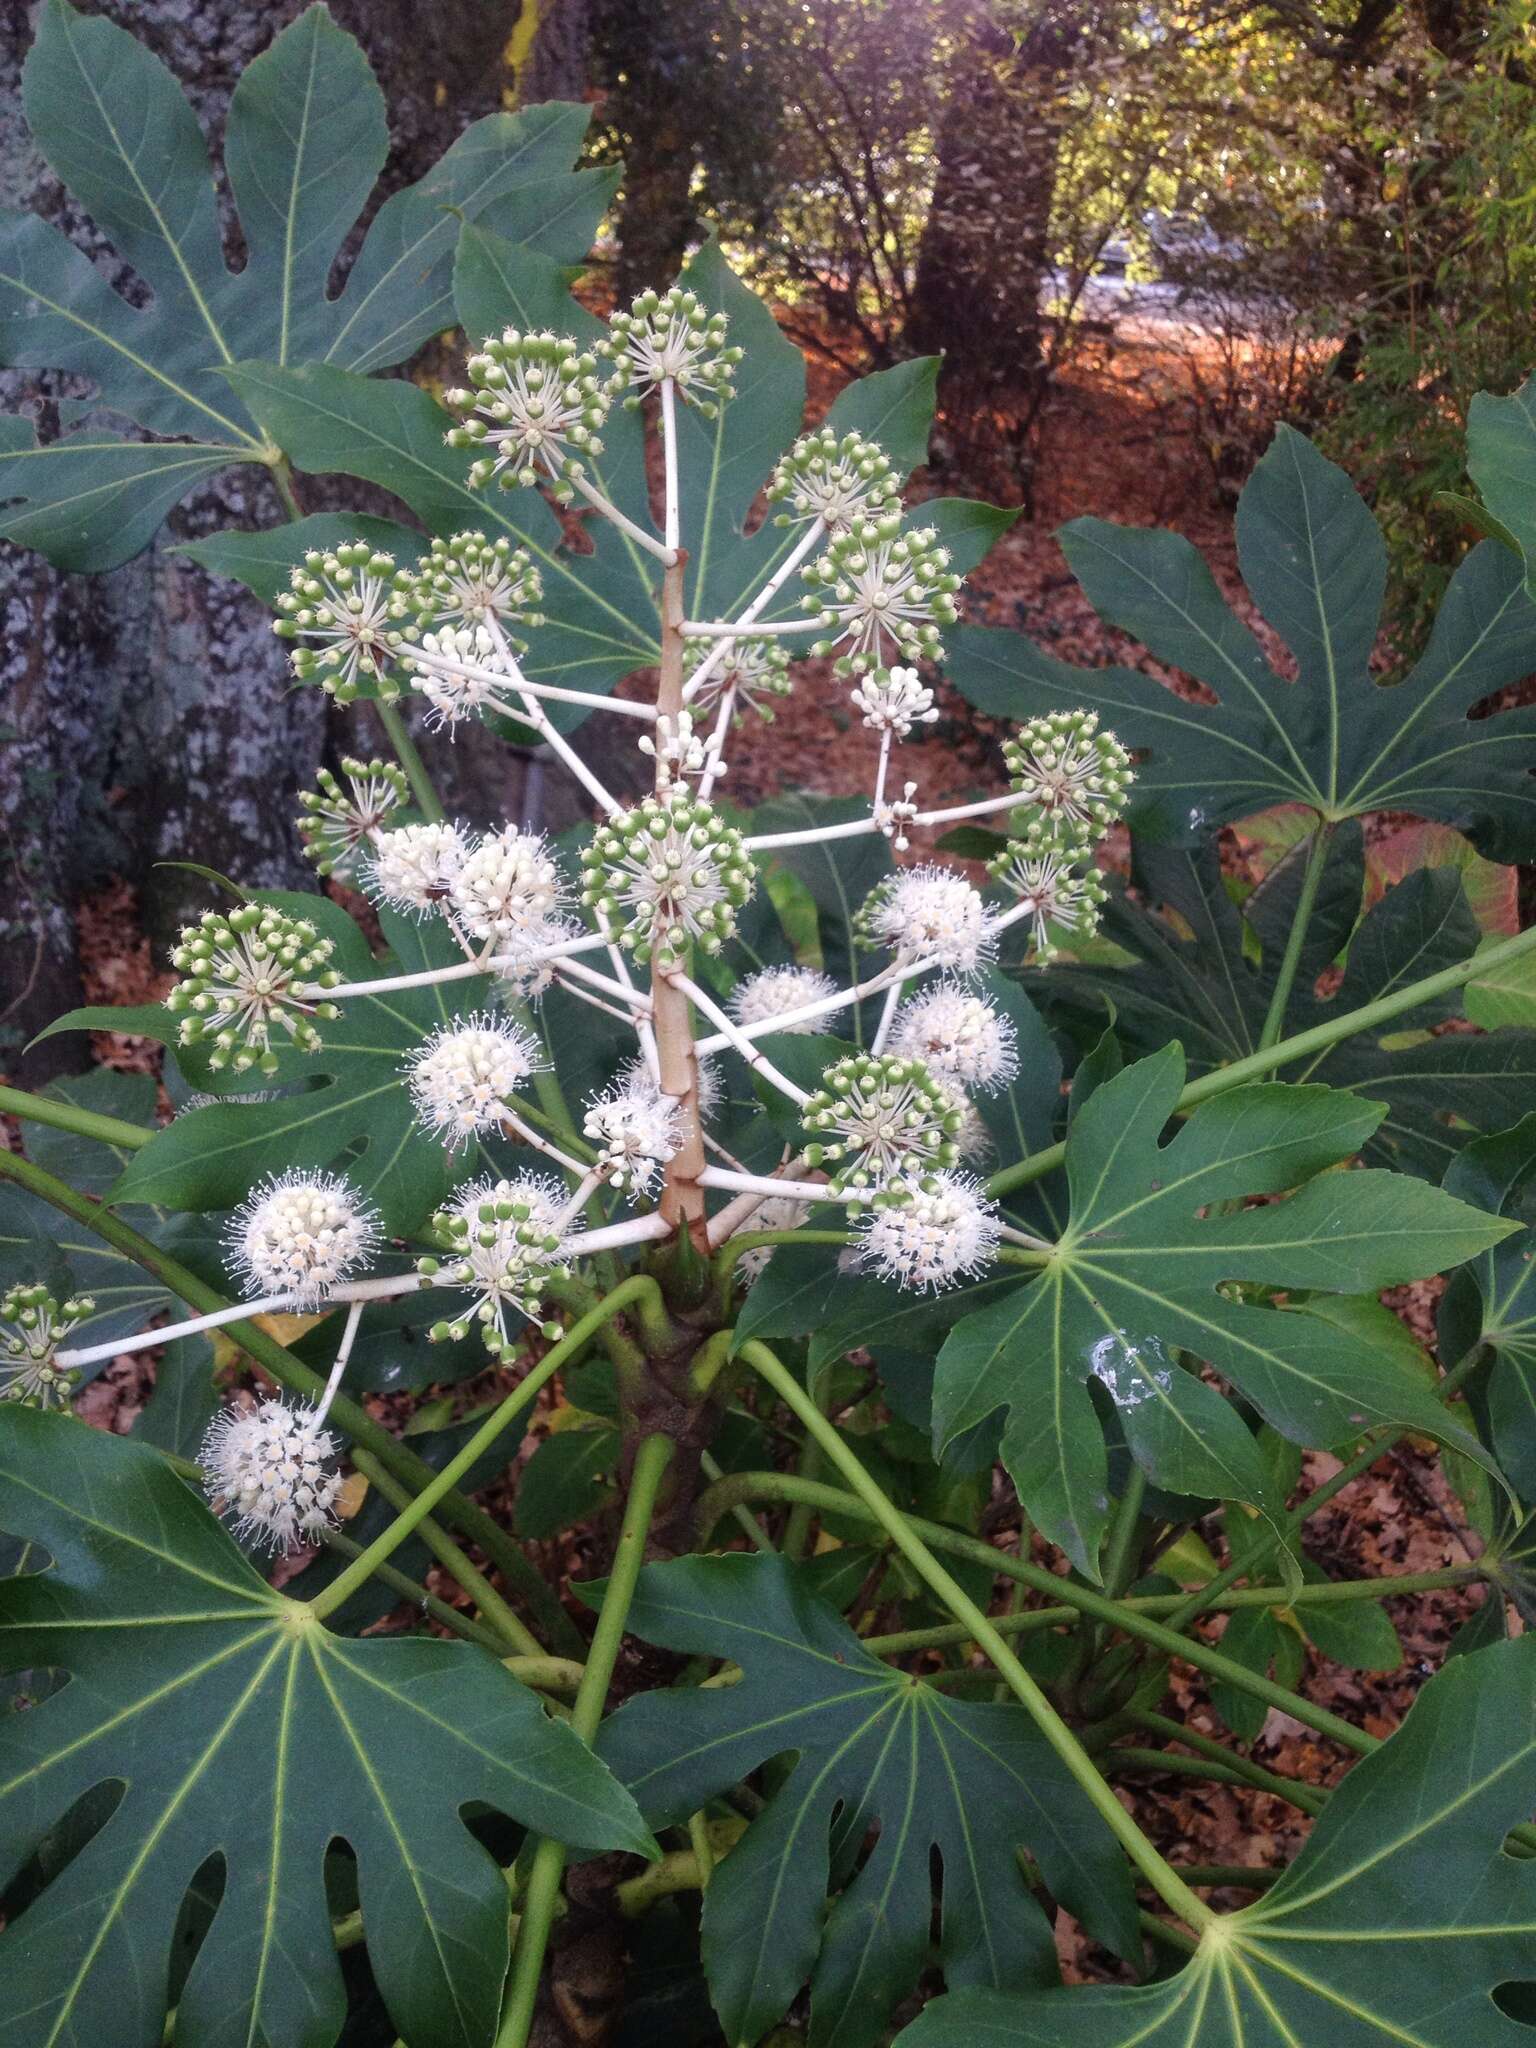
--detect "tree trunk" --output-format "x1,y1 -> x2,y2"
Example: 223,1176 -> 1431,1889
1,0 -> 600,1082
905,4 -> 1075,500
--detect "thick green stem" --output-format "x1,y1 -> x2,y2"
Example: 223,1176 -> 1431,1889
314,1284 -> 671,1617
318,1526 -> 511,1655
737,1342 -> 1215,1934
375,699 -> 445,823
987,919 -> 1536,1199
0,1149 -> 600,1653
701,1467 -> 1380,1756
1123,1709 -> 1328,1815
0,1084 -> 153,1151
1256,821 -> 1334,1051
1159,1340 -> 1487,1637
857,1564 -> 1479,1660
348,1452 -> 543,1658
497,1434 -> 674,2048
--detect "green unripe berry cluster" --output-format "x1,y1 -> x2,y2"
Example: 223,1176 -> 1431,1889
600,286 -> 743,413
766,427 -> 900,530
273,543 -> 403,702
166,904 -> 339,1074
444,329 -> 608,495
580,795 -> 756,971
1003,709 -> 1134,830
800,1051 -> 962,1196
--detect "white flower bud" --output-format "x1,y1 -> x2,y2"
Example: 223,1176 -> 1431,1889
202,1397 -> 341,1551
407,1013 -> 546,1146
889,983 -> 1018,1093
855,1174 -> 1000,1292
226,1172 -> 379,1306
728,966 -> 839,1034
365,821 -> 471,918
850,665 -> 939,737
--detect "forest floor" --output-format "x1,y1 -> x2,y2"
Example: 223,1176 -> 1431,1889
13,326 -> 1501,1983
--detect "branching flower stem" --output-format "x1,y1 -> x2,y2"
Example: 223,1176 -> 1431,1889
405,643 -> 661,721
665,969 -> 809,1103
312,1279 -> 666,1616
497,1433 -> 674,2048
681,519 -> 827,705
0,1147 -> 598,1653
735,1341 -> 1218,1935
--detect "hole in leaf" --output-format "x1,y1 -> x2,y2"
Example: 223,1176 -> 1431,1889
1493,1982 -> 1536,2026
0,1778 -> 126,1926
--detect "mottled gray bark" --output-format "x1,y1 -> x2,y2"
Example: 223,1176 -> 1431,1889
1,0 -> 609,1080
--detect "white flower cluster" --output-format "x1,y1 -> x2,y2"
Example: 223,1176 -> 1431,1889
850,664 -> 939,737
858,867 -> 998,972
227,1172 -> 379,1306
407,1013 -> 546,1146
202,1397 -> 341,1551
583,1074 -> 683,1195
855,1174 -> 1000,1292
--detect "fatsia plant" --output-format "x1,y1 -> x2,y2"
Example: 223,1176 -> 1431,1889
7,12 -> 1536,2048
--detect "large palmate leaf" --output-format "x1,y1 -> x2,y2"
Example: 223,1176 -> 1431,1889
0,1407 -> 651,2048
43,894 -> 490,1235
933,1046 -> 1511,1575
222,239 -> 1011,715
1047,834 -> 1536,1178
0,0 -> 611,568
898,1634 -> 1536,2048
1440,1115 -> 1536,1505
949,425 -> 1536,859
597,1554 -> 1139,2048
1467,369 -> 1536,591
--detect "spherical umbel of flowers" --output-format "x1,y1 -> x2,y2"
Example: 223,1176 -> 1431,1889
1004,710 -> 1133,831
226,1172 -> 379,1307
855,1174 -> 1001,1292
804,517 -> 961,675
1,1284 -> 93,1409
273,543 -> 404,702
600,286 -> 743,411
583,1076 -> 683,1196
800,1051 -> 962,1197
165,905 -> 339,1075
581,795 -> 755,971
729,965 -> 840,1034
857,866 -> 998,973
296,758 -> 409,880
201,1396 -> 341,1551
684,635 -> 794,719
989,816 -> 1108,960
766,427 -> 901,534
365,820 -> 470,919
407,1013 -> 546,1147
394,530 -> 544,635
400,623 -> 506,732
449,826 -> 566,945
418,1175 -> 572,1354
888,983 -> 1018,1093
444,329 -> 609,496
849,664 -> 939,738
